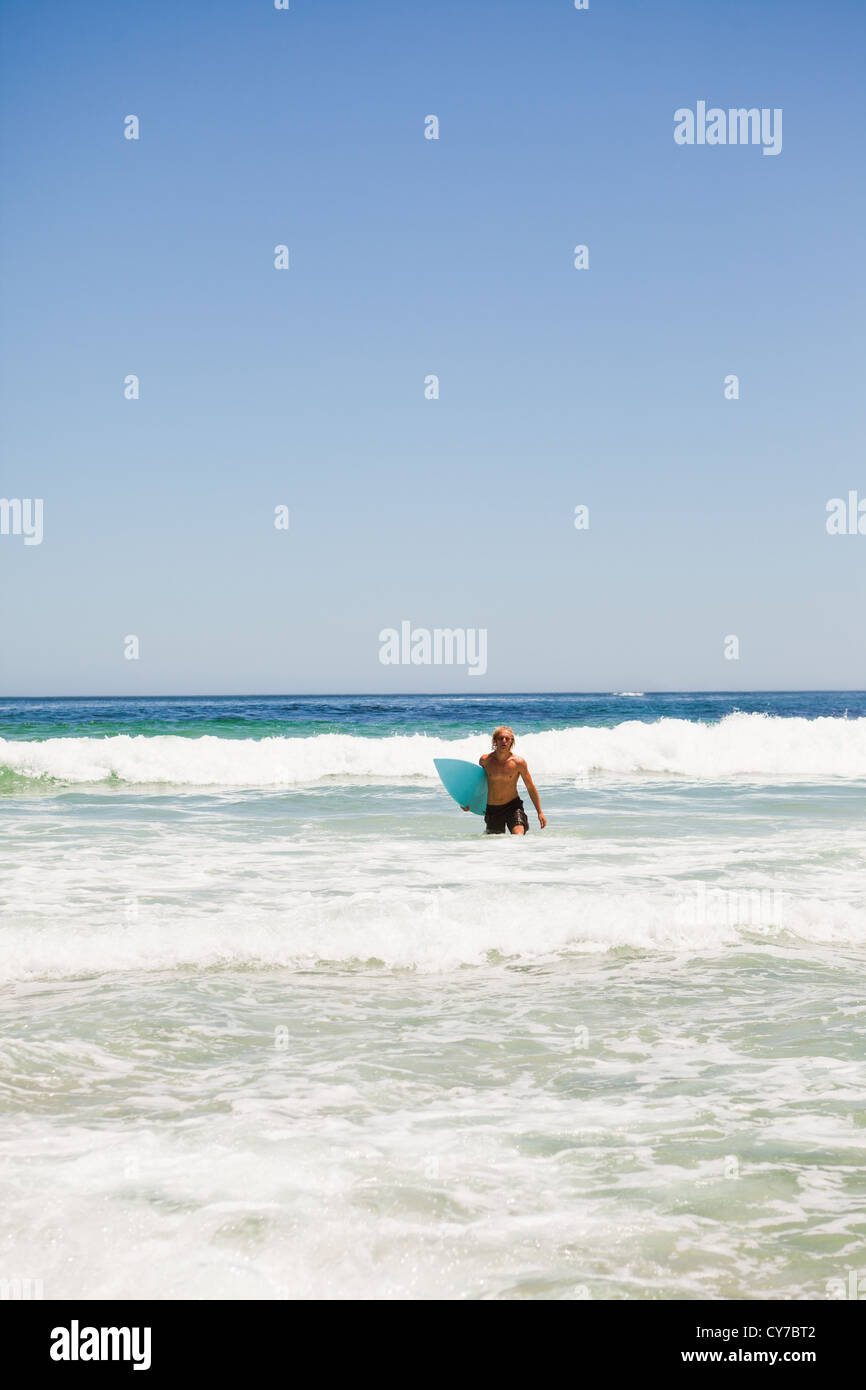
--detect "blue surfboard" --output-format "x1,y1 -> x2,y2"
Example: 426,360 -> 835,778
434,758 -> 488,816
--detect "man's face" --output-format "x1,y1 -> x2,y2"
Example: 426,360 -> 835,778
493,732 -> 514,755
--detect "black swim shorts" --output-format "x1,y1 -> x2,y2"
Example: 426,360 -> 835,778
484,796 -> 529,835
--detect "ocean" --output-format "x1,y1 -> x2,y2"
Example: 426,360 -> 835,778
1,692 -> 865,1300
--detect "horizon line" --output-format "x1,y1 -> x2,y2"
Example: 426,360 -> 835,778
2,689 -> 865,701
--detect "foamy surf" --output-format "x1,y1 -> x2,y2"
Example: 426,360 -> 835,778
2,712 -> 866,786
3,693 -> 866,1302
2,886 -> 864,985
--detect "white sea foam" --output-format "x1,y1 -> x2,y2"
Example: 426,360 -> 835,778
2,889 -> 864,983
2,713 -> 866,786
2,733 -> 865,1302
2,820 -> 864,982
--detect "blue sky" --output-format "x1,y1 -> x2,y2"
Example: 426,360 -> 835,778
1,0 -> 864,694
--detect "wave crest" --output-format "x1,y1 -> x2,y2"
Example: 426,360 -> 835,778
2,713 -> 866,786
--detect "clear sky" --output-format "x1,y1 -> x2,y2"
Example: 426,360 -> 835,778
1,0 -> 864,695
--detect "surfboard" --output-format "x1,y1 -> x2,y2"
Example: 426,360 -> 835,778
433,758 -> 488,816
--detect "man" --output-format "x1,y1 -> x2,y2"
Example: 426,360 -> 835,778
464,726 -> 546,834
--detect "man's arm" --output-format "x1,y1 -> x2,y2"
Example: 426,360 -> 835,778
518,759 -> 546,828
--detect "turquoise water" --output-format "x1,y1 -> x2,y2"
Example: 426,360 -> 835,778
2,690 -> 864,742
1,694 -> 865,1298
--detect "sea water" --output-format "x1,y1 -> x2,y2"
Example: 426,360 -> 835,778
1,693 -> 865,1300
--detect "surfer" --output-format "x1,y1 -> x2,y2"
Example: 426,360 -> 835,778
463,726 -> 546,834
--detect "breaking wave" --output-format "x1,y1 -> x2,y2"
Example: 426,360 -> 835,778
2,713 -> 866,787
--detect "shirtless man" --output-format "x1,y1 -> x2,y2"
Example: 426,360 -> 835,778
463,726 -> 546,835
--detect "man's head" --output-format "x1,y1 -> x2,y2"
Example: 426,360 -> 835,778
491,726 -> 515,753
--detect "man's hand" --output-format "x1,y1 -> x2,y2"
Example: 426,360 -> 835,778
460,805 -> 470,811
538,811 -> 547,829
